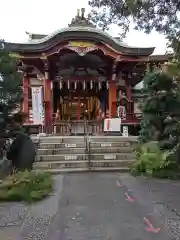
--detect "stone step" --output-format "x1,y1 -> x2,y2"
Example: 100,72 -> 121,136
36,153 -> 134,161
34,160 -> 133,170
36,136 -> 85,144
37,148 -> 86,155
89,136 -> 137,143
37,146 -> 133,155
38,142 -> 86,149
39,167 -> 130,174
90,147 -> 133,154
90,142 -> 131,148
37,141 -> 133,150
32,136 -> 138,144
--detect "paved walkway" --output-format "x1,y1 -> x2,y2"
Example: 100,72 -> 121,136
45,173 -> 180,240
1,173 -> 180,240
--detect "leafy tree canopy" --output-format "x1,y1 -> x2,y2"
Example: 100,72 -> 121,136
0,40 -> 23,131
88,0 -> 180,51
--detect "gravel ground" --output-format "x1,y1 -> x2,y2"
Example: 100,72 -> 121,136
0,175 -> 63,240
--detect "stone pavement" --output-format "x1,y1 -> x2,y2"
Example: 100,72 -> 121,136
1,173 -> 180,240
45,173 -> 180,240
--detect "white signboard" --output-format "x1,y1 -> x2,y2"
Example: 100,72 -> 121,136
122,126 -> 128,137
104,154 -> 116,160
101,143 -> 112,147
65,144 -> 77,148
104,118 -> 121,132
65,155 -> 77,160
31,87 -> 43,124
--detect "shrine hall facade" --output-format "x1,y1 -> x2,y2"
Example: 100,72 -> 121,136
6,9 -> 170,135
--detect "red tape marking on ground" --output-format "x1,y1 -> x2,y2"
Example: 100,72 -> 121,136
144,217 -> 160,233
116,180 -> 122,187
125,192 -> 135,202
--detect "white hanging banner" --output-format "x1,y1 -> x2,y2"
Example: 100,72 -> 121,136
31,87 -> 43,125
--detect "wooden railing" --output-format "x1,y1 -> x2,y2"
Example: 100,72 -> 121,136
51,120 -> 104,135
24,112 -> 143,135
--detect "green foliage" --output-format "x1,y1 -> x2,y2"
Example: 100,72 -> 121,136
0,170 -> 53,203
88,0 -> 180,51
135,71 -> 180,178
88,0 -> 180,66
0,40 -> 23,131
139,71 -> 180,147
131,141 -> 170,176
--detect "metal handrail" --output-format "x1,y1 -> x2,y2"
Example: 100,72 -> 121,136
84,119 -> 91,170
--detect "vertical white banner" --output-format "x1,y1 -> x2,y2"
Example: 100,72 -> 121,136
31,87 -> 43,124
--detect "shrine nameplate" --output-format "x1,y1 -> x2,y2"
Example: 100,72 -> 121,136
101,143 -> 112,147
104,154 -> 116,160
64,155 -> 77,160
65,144 -> 77,148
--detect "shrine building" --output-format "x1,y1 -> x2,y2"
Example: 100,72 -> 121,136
6,8 -> 171,135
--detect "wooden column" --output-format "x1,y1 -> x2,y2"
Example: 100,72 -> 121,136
77,98 -> 81,120
108,56 -> 120,117
22,72 -> 29,120
126,84 -> 132,116
43,59 -> 52,133
146,62 -> 150,72
108,81 -> 117,117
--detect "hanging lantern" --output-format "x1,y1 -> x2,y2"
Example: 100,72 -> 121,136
90,80 -> 93,89
128,72 -> 132,78
59,80 -> 62,89
83,80 -> 86,90
98,81 -> 101,90
67,79 -> 70,89
50,82 -> 53,90
106,81 -> 109,89
74,80 -> 77,89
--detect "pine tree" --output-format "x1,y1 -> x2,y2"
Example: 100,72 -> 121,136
0,40 -> 23,133
139,71 -> 180,151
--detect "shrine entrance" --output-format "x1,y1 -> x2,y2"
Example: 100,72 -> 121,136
48,41 -> 113,135
62,96 -> 98,120
52,79 -> 107,135
53,83 -> 102,121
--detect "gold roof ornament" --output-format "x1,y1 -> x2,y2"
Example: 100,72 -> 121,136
68,8 -> 95,28
81,8 -> 85,19
77,9 -> 80,17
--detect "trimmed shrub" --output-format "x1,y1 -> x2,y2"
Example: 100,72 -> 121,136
131,141 -> 170,176
0,170 -> 53,203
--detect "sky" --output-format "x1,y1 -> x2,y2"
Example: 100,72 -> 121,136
0,0 -> 168,55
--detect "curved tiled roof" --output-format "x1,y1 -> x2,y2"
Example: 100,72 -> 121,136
6,26 -> 155,56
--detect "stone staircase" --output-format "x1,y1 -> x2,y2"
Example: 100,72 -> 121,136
33,136 -> 137,173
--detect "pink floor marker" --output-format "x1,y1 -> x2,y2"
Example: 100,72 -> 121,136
144,217 -> 160,233
125,192 -> 135,202
116,180 -> 122,187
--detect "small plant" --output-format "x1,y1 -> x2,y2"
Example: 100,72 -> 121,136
131,141 -> 170,176
0,170 -> 53,203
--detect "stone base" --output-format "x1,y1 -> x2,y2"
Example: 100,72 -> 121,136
104,131 -> 122,136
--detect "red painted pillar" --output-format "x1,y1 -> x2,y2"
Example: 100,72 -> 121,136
44,72 -> 52,133
109,56 -> 119,118
22,73 -> 29,122
108,81 -> 117,117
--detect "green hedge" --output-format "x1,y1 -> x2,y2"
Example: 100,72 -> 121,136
0,170 -> 53,203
